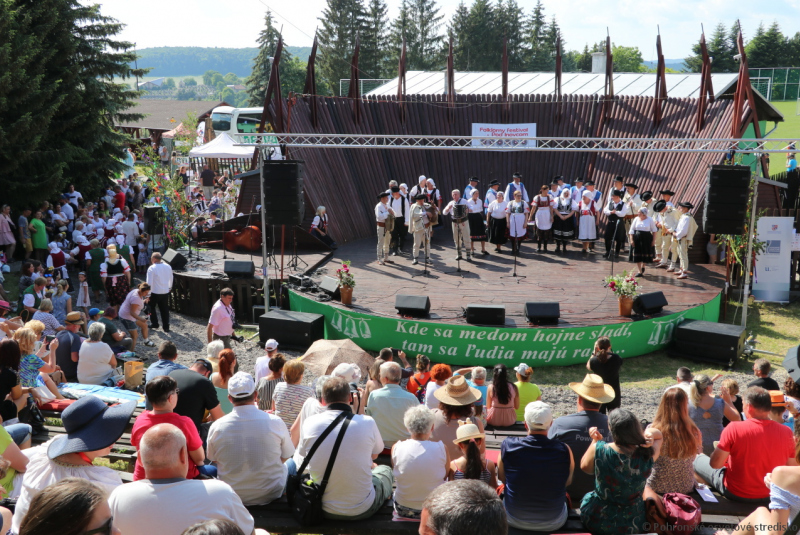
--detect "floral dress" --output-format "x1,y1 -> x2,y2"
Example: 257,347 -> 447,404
580,441 -> 653,535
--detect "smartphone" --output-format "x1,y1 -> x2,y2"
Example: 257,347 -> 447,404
391,348 -> 400,358
45,335 -> 55,344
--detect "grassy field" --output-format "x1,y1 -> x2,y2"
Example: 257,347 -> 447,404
770,100 -> 800,139
114,74 -> 205,88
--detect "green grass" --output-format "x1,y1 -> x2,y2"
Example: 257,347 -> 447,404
769,100 -> 800,141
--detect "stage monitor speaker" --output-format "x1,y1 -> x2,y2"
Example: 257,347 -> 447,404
318,276 -> 341,300
673,320 -> 746,365
784,346 -> 800,383
466,304 -> 505,326
223,260 -> 255,279
143,206 -> 164,235
632,292 -> 668,315
262,160 -> 305,226
396,295 -> 431,317
703,165 -> 751,235
259,309 -> 324,349
161,248 -> 187,271
523,302 -> 559,325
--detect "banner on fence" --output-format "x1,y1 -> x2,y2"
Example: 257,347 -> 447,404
753,217 -> 794,303
471,123 -> 537,150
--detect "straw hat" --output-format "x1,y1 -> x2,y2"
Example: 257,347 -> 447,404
568,374 -> 615,404
434,375 -> 482,406
453,420 -> 485,444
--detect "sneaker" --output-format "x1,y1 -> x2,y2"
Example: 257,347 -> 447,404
412,259 -> 419,265
143,339 -> 156,347
666,266 -> 675,272
677,273 -> 689,279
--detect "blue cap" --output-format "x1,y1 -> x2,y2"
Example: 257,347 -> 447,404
88,307 -> 100,317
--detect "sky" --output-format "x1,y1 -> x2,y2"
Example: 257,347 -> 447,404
87,0 -> 800,61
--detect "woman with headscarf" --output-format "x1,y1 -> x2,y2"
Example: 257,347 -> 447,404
310,206 -> 335,247
45,243 -> 68,281
529,184 -> 555,253
467,189 -> 488,256
486,191 -> 508,253
85,239 -> 107,302
578,189 -> 598,254
505,190 -> 529,255
628,206 -> 658,277
553,187 -> 578,253
100,244 -> 131,309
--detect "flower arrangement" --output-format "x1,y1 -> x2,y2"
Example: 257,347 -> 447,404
336,261 -> 356,288
604,271 -> 640,299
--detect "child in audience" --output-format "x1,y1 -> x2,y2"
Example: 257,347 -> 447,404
136,235 -> 149,273
76,271 -> 91,320
721,378 -> 743,426
364,358 -> 384,405
450,421 -> 497,488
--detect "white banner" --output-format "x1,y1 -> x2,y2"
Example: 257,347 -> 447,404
752,217 -> 794,303
471,123 -> 537,150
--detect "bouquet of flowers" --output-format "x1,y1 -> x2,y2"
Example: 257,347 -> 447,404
604,271 -> 640,298
336,261 -> 356,288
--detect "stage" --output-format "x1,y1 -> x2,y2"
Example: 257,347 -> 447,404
289,228 -> 726,367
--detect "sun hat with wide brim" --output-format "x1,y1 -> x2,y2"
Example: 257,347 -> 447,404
434,375 -> 482,406
453,421 -> 485,444
48,395 -> 137,459
568,374 -> 616,405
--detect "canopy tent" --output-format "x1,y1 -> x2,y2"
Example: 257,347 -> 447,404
187,132 -> 255,158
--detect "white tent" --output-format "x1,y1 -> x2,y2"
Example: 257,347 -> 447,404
188,132 -> 254,158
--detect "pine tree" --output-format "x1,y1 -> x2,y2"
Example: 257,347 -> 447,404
525,0 -> 549,71
448,1 -> 470,70
246,10 -> 294,106
388,0 -> 412,69
787,32 -> 800,68
495,0 -> 526,71
462,0 -> 498,71
685,23 -> 735,73
407,0 -> 445,70
361,0 -> 389,78
746,21 -> 786,68
575,44 -> 593,72
539,16 -> 562,71
318,0 -> 365,95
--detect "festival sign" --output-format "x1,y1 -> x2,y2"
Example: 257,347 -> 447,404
471,123 -> 537,150
753,216 -> 794,303
289,291 -> 721,367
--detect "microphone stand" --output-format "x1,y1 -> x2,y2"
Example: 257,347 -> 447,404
502,207 -> 527,283
444,207 -> 470,277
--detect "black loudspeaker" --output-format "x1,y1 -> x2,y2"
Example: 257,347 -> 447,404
703,165 -> 751,235
143,206 -> 164,235
523,302 -> 559,325
259,309 -> 324,348
673,320 -> 746,365
466,304 -> 505,325
784,346 -> 800,383
632,291 -> 668,315
263,160 -> 305,226
396,295 -> 431,317
318,276 -> 341,300
161,248 -> 187,271
223,260 -> 255,279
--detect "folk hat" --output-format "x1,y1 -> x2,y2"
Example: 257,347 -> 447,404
377,192 -> 389,199
390,186 -> 400,193
512,172 -> 522,178
614,176 -> 624,183
641,191 -> 653,201
469,176 -> 479,183
65,311 -> 84,325
415,193 -> 427,201
228,372 -> 256,399
488,180 -> 501,187
568,374 -> 616,404
584,180 -> 595,186
575,177 -> 585,183
434,375 -> 482,406
678,201 -> 694,209
453,420 -> 485,444
525,400 -> 553,430
659,190 -> 675,196
624,183 -> 638,190
611,189 -> 624,198
653,200 -> 667,212
582,190 -> 593,198
47,395 -> 136,459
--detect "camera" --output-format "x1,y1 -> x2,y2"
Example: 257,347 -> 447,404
231,334 -> 245,344
349,382 -> 359,394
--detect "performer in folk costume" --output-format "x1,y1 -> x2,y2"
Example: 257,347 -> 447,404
504,172 -> 529,203
409,194 -> 431,265
570,177 -> 585,204
529,184 -> 555,253
628,206 -> 658,277
424,178 -> 442,238
46,242 -> 69,280
399,183 -> 411,204
603,190 -> 629,259
388,186 -> 411,256
443,189 -> 471,261
486,191 -> 508,253
578,190 -> 598,253
623,183 -> 642,244
484,180 -> 501,214
659,189 -> 676,209
654,199 -> 679,270
409,175 -> 428,199
375,192 -> 395,266
606,176 -> 625,205
505,190 -> 529,255
667,202 -> 695,280
466,188 -> 488,256
310,206 -> 335,248
463,176 -> 480,199
553,188 -> 578,253
100,244 -> 131,309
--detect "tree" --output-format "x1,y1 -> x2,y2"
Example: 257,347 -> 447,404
495,0 -> 527,71
388,0 -> 412,68
361,0 -> 390,78
246,9 -> 295,105
686,23 -> 735,74
407,0 -> 445,70
787,32 -> 800,67
524,0 -> 549,71
318,0 -> 365,95
574,44 -> 593,72
203,70 -> 218,85
611,44 -> 645,72
539,16 -> 563,71
223,72 -> 239,85
163,77 -> 176,89
448,1 -> 470,69
462,0 -> 498,71
176,88 -> 196,100
182,77 -> 197,86
746,21 -> 786,68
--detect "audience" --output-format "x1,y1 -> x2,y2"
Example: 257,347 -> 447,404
694,387 -> 796,502
391,405 -> 448,520
424,364 -> 452,409
673,366 -> 693,396
13,326 -> 62,400
486,363 -> 519,427
210,348 -> 237,414
118,282 -> 155,349
289,375 -> 330,464
0,339 -> 34,423
454,366 -> 488,419
430,376 -> 484,461
31,299 -> 64,338
205,339 -> 224,373
406,355 -> 431,401
378,347 -> 414,379
689,374 -> 740,454
77,322 -> 117,386
255,353 -> 284,411
586,337 -> 622,414
168,359 -> 224,442
500,401 -> 573,531
366,361 -> 420,449
273,359 -> 314,429
145,341 -> 186,383
98,307 -> 133,352
513,363 -> 541,422
333,362 -> 365,414
364,359 -> 384,403
53,312 -> 83,383
17,478 -> 115,535
769,390 -> 793,429
109,423 -> 259,535
722,378 -> 743,426
451,421 -> 497,487
0,424 -> 29,497
419,479 -> 507,535
181,519 -> 245,535
207,372 -> 294,506
253,339 -> 278,383
749,358 -> 780,391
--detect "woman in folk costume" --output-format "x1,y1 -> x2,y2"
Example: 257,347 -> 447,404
505,190 -> 529,255
486,191 -> 508,253
100,244 -> 131,309
578,189 -> 598,253
529,184 -> 555,253
102,217 -> 116,247
553,187 -> 578,253
46,242 -> 69,280
628,206 -> 658,277
467,188 -> 488,256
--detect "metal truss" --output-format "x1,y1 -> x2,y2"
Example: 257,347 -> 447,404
235,133 -> 798,154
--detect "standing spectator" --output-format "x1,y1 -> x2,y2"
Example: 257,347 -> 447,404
256,354 -> 284,411
513,363 -> 541,422
366,361 -> 420,449
146,252 -> 173,332
749,358 -> 781,391
0,205 -> 15,261
587,336 -> 622,414
77,322 -> 117,386
688,374 -> 740,454
207,372 -> 295,505
169,359 -> 224,440
486,363 -> 519,427
65,184 -> 83,206
253,338 -> 278,383
209,349 -> 236,414
98,307 -> 133,352
50,279 -> 72,325
17,208 -> 32,260
54,312 -> 83,382
207,288 -> 235,349
273,360 -> 314,429
112,185 -> 126,211
29,211 -> 48,262
425,363 -> 453,409
145,341 -> 186,383
17,478 -> 113,535
430,376 -> 485,461
200,164 -> 216,201
118,282 -> 155,349
121,214 -> 139,247
419,480 -> 507,535
84,239 -> 106,302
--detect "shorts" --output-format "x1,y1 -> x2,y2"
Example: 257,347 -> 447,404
120,318 -> 137,331
24,238 -> 33,253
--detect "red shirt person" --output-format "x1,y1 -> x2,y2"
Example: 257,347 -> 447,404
113,186 -> 126,211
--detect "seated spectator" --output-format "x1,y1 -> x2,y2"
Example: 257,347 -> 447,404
333,362 -> 365,414
769,390 -> 793,429
86,307 -> 100,328
580,409 -> 663,535
587,337 -> 622,414
419,479 -> 507,535
253,338 -> 278,383
785,377 -> 800,417
689,374 -> 740,454
513,363 -> 541,422
207,372 -> 294,505
181,519 -> 245,535
451,421 -> 497,487
256,353 -> 284,411
0,424 -> 30,497
289,375 -> 330,464
486,363 -> 519,427
406,355 -> 431,401
0,300 -> 23,340
425,363 -> 452,409
297,376 -> 391,520
0,339 -> 35,426
31,299 -> 64,338
13,326 -> 62,400
12,395 -> 136,534
132,375 -> 209,481
749,358 -> 780,391
210,349 -> 236,414
366,361 -> 419,449
722,378 -> 743,426
98,307 -> 132,352
391,405 -> 448,520
146,341 -> 186,384
379,347 -> 413,379
672,366 -> 693,396
109,423 -> 259,535
17,478 -> 113,535
205,339 -> 224,373
169,359 -> 224,442
54,312 -> 83,383
363,358 -> 384,403
273,359 -> 314,430
430,376 -> 484,461
500,401 -> 573,531
77,322 -> 117,386
455,366 -> 488,419
695,387 -> 795,502
646,387 -> 702,495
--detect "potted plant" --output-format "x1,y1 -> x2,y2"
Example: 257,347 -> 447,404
604,271 -> 640,316
336,261 -> 356,305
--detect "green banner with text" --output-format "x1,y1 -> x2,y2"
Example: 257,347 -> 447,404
289,291 -> 721,367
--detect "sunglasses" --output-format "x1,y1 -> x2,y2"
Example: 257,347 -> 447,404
82,517 -> 114,535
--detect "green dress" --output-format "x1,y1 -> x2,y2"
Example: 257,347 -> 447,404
580,441 -> 654,535
87,248 -> 106,291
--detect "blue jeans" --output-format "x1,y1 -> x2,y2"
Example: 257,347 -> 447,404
4,423 -> 32,446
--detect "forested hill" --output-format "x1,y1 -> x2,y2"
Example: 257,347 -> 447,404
134,46 -> 312,77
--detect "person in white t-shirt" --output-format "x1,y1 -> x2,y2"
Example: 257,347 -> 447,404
253,338 -> 279,383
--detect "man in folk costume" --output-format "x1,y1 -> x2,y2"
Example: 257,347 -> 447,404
623,183 -> 642,258
463,176 -> 480,199
375,192 -> 395,266
409,194 -> 431,265
654,200 -> 680,269
659,189 -> 676,209
602,189 -> 629,259
442,189 -> 471,261
46,242 -> 69,280
667,202 -> 696,280
605,176 -> 625,205
100,243 -> 132,309
484,180 -> 501,214
388,186 -> 410,256
504,172 -> 529,203
17,276 -> 47,321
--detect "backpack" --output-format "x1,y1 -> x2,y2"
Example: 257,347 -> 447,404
410,373 -> 431,403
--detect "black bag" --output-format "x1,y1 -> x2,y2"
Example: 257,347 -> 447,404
286,411 -> 352,526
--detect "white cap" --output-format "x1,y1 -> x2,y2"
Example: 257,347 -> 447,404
332,362 -> 361,383
264,339 -> 278,351
228,372 -> 256,398
582,190 -> 593,198
524,401 -> 553,430
514,363 -> 532,375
